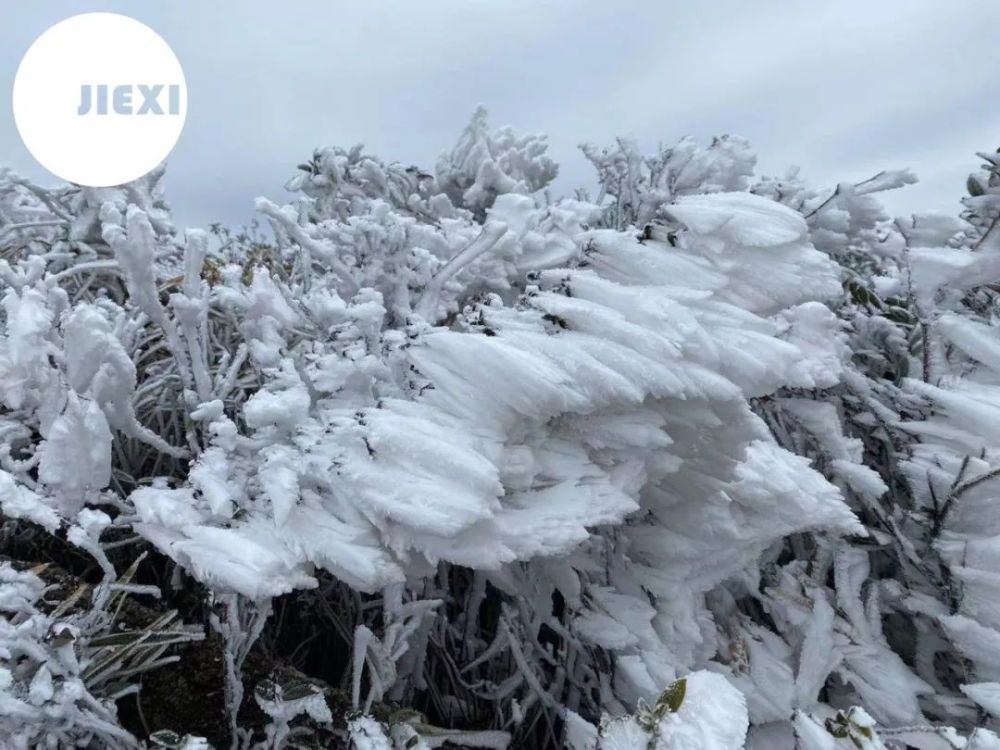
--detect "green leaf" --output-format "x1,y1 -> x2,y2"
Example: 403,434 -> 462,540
845,280 -> 881,309
277,676 -> 320,702
149,730 -> 184,748
655,677 -> 686,716
824,718 -> 848,738
882,307 -> 914,325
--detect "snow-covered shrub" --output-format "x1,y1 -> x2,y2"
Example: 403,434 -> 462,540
0,556 -> 202,749
566,136 -> 927,741
1,110 -> 999,748
214,117 -> 865,744
892,150 -> 1000,733
729,150 -> 1000,747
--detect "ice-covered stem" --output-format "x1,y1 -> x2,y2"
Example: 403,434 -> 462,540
894,219 -> 933,382
102,205 -> 185,374
102,204 -> 194,456
67,522 -> 116,580
351,588 -> 442,713
351,624 -> 376,713
172,229 -> 213,403
209,593 -> 273,750
876,723 -> 967,749
6,172 -> 75,221
414,220 -> 507,321
0,218 -> 70,244
498,610 -> 560,714
804,169 -> 917,220
255,197 -> 358,295
852,168 -> 918,196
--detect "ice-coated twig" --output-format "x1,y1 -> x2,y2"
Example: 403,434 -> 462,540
414,220 -> 507,321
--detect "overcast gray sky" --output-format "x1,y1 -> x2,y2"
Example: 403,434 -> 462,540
2,1 -> 998,228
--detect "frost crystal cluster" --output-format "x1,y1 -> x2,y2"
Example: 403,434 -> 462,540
1,111 -> 1000,749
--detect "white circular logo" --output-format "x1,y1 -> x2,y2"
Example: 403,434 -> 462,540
12,13 -> 187,188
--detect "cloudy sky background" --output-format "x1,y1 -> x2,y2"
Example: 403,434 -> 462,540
1,1 -> 997,228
